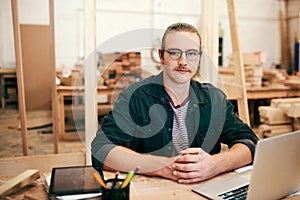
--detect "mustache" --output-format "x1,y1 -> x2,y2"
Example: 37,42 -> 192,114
174,66 -> 192,72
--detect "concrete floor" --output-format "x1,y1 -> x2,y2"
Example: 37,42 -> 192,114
0,107 -> 85,158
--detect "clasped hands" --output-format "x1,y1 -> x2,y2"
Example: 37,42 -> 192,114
168,148 -> 219,184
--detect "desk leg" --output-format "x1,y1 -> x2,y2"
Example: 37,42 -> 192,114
57,94 -> 66,140
1,74 -> 5,109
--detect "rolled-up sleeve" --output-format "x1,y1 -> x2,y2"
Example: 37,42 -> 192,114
220,100 -> 259,160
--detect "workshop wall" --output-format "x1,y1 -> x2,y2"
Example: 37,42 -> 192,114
0,0 -> 282,71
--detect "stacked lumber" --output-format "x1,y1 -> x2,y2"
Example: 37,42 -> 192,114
229,52 -> 266,87
262,69 -> 287,87
57,66 -> 84,86
100,52 -> 142,88
258,97 -> 300,138
284,73 -> 300,88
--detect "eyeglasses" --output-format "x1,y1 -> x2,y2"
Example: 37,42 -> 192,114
163,49 -> 201,61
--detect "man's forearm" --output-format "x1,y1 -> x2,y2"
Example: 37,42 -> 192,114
103,146 -> 177,179
212,143 -> 252,174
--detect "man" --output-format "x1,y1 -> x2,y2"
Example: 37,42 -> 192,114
91,22 -> 258,184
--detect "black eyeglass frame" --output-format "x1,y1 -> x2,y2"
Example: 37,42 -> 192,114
162,48 -> 201,61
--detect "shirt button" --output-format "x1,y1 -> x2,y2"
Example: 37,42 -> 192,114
193,104 -> 197,107
168,146 -> 171,150
148,128 -> 151,132
168,128 -> 171,132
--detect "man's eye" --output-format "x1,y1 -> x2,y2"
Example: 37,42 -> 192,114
170,51 -> 180,55
187,51 -> 198,56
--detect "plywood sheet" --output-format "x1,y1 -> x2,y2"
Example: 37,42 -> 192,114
20,25 -> 52,111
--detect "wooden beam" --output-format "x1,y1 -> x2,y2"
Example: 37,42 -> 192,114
0,169 -> 40,198
49,0 -> 59,153
11,0 -> 29,156
84,0 -> 97,165
223,82 -> 243,99
227,0 -> 250,125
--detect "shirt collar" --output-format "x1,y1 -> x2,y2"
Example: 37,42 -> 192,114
144,71 -> 208,104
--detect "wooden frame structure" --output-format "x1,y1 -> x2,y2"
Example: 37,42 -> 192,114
11,0 -> 58,155
201,0 -> 250,124
11,0 -> 29,156
226,0 -> 250,124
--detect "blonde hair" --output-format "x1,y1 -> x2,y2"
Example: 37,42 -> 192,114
161,22 -> 202,51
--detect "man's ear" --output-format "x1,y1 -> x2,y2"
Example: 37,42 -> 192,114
158,49 -> 164,64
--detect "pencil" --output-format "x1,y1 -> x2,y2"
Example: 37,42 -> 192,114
93,172 -> 108,189
119,166 -> 140,188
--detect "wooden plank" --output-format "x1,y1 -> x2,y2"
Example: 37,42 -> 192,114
258,124 -> 293,138
0,152 -> 85,176
0,169 -> 40,198
20,25 -> 52,111
84,0 -> 97,165
227,0 -> 250,125
285,103 -> 300,118
270,97 -> 300,108
258,106 -> 291,125
11,0 -> 29,156
49,0 -> 59,153
223,82 -> 243,99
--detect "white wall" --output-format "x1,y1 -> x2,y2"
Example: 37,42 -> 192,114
0,0 -> 281,70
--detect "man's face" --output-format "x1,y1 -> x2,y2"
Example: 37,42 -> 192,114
159,31 -> 201,85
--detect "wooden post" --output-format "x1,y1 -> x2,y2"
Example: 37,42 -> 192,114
11,0 -> 29,156
49,0 -> 59,153
227,0 -> 250,125
84,0 -> 97,165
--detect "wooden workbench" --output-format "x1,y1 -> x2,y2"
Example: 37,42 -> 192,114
245,86 -> 300,100
55,85 -> 120,140
2,169 -> 300,200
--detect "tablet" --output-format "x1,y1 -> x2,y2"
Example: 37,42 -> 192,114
49,165 -> 102,197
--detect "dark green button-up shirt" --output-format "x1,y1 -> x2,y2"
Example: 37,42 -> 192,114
91,72 -> 258,169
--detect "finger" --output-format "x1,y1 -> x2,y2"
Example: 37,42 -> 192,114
172,169 -> 199,179
180,148 -> 206,155
177,177 -> 206,184
175,154 -> 198,163
175,153 -> 208,163
173,162 -> 198,172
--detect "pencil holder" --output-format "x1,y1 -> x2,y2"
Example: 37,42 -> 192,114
102,178 -> 130,200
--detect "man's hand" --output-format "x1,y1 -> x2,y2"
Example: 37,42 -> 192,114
172,144 -> 252,184
172,148 -> 219,183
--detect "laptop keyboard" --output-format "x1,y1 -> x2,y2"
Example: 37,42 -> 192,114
217,185 -> 249,200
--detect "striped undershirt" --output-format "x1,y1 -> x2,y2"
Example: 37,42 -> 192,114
170,99 -> 190,154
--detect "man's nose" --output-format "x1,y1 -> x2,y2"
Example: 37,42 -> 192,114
178,53 -> 188,65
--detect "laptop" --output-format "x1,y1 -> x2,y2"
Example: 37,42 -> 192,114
192,130 -> 300,200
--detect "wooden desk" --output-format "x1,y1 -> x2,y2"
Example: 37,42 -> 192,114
246,86 -> 300,100
2,171 -> 300,199
227,86 -> 300,126
127,173 -> 300,200
56,85 -> 118,140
